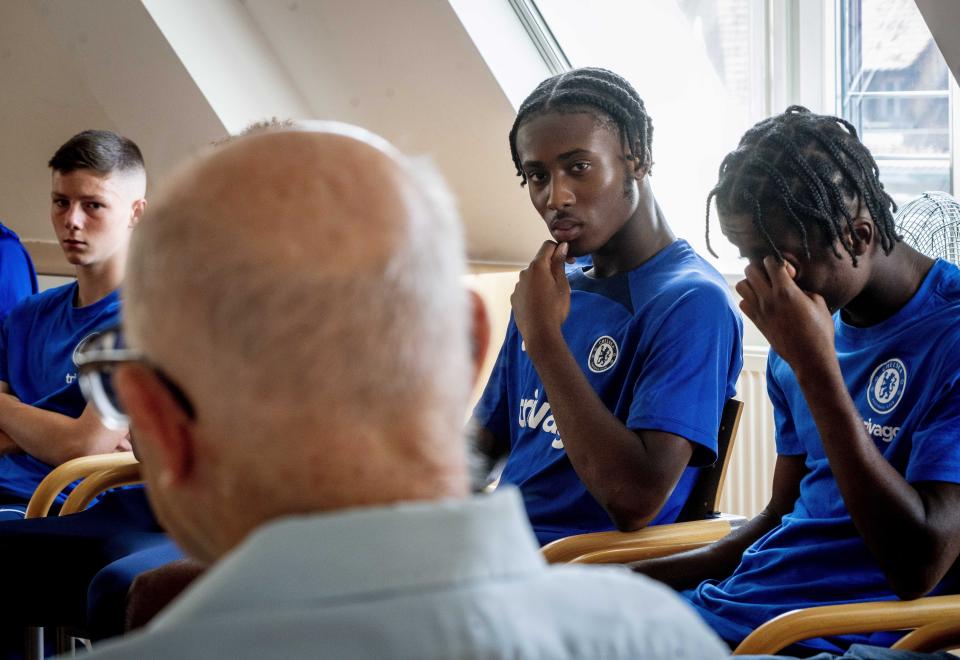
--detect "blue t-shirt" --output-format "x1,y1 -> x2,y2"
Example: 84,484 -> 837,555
0,281 -> 121,502
685,259 -> 960,653
0,223 -> 38,323
474,240 -> 743,545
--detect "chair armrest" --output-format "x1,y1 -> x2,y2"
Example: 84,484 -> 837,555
25,453 -> 139,519
732,594 -> 960,655
541,514 -> 745,564
60,462 -> 143,516
892,618 -> 960,653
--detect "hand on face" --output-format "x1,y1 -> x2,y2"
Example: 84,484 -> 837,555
736,256 -> 835,367
511,240 -> 573,352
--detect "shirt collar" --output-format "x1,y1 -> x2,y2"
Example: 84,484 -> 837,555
154,488 -> 544,628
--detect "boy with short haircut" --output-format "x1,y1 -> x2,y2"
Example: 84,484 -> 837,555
472,68 -> 743,545
0,129 -> 145,517
633,106 -> 960,655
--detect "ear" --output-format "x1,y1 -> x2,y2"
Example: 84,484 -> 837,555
625,140 -> 649,179
115,363 -> 194,488
129,198 -> 147,229
467,289 -> 490,389
845,213 -> 875,257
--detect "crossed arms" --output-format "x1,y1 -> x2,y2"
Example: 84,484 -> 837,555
0,381 -> 129,466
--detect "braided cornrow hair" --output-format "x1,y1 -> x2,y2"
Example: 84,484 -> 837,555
509,67 -> 654,186
706,106 -> 899,266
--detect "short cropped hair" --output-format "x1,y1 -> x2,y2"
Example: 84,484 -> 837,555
48,129 -> 145,177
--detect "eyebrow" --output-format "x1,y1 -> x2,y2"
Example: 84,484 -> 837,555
51,193 -> 108,202
558,148 -> 591,160
521,148 -> 593,169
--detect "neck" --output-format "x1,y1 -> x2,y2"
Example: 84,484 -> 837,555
842,244 -> 935,327
74,255 -> 125,307
209,464 -> 470,563
590,178 -> 675,278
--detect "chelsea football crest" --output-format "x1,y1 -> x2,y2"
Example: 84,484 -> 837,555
588,336 -> 618,373
867,358 -> 907,415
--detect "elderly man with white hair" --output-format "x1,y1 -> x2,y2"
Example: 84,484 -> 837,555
76,124 -> 727,659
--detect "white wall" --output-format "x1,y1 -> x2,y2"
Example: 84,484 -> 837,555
0,0 -> 225,274
38,275 -> 73,292
2,0 -> 556,273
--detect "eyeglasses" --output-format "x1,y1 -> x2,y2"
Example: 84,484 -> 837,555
75,327 -> 195,430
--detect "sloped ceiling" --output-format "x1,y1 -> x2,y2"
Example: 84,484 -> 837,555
0,0 -> 225,273
0,0 -> 549,273
241,0 -> 549,264
915,0 -> 960,87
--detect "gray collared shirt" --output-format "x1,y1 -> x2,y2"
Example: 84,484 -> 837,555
88,488 -> 727,659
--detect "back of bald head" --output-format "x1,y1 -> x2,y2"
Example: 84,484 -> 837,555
124,126 -> 471,463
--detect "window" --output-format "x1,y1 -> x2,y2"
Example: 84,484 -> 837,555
516,0 -> 956,271
530,0 -> 767,270
838,0 -> 954,204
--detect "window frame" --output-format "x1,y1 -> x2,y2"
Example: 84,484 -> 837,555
515,0 -> 957,274
834,0 -> 957,199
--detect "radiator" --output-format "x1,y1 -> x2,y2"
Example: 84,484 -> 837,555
717,347 -> 777,519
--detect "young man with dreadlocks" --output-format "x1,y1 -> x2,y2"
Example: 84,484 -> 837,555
632,106 -> 960,655
471,67 -> 743,546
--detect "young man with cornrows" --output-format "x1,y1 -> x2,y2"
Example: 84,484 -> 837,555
472,68 -> 743,545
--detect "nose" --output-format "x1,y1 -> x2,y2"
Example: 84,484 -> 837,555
64,203 -> 85,230
546,176 -> 574,211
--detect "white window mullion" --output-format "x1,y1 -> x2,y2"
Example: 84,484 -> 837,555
950,73 -> 959,196
764,0 -> 792,115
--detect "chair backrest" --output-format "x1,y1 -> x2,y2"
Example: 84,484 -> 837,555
676,398 -> 744,522
59,462 -> 143,516
24,453 -> 139,518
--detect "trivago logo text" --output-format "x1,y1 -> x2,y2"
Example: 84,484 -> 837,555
863,418 -> 900,442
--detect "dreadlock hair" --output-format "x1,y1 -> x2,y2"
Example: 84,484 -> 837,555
508,67 -> 654,186
706,106 -> 899,266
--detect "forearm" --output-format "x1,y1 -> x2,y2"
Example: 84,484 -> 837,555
527,330 -> 687,530
0,428 -> 22,456
0,395 -> 122,466
796,361 -> 948,596
632,509 -> 782,590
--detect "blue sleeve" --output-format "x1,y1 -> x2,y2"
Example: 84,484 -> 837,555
0,239 -> 38,324
906,353 -> 960,484
626,284 -> 743,466
472,321 -> 515,442
767,353 -> 805,456
0,313 -> 7,384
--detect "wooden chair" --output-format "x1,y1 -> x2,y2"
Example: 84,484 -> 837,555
25,452 -> 140,519
892,616 -> 960,653
22,453 -> 141,660
541,398 -> 745,564
731,595 -> 960,655
676,397 -> 744,522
